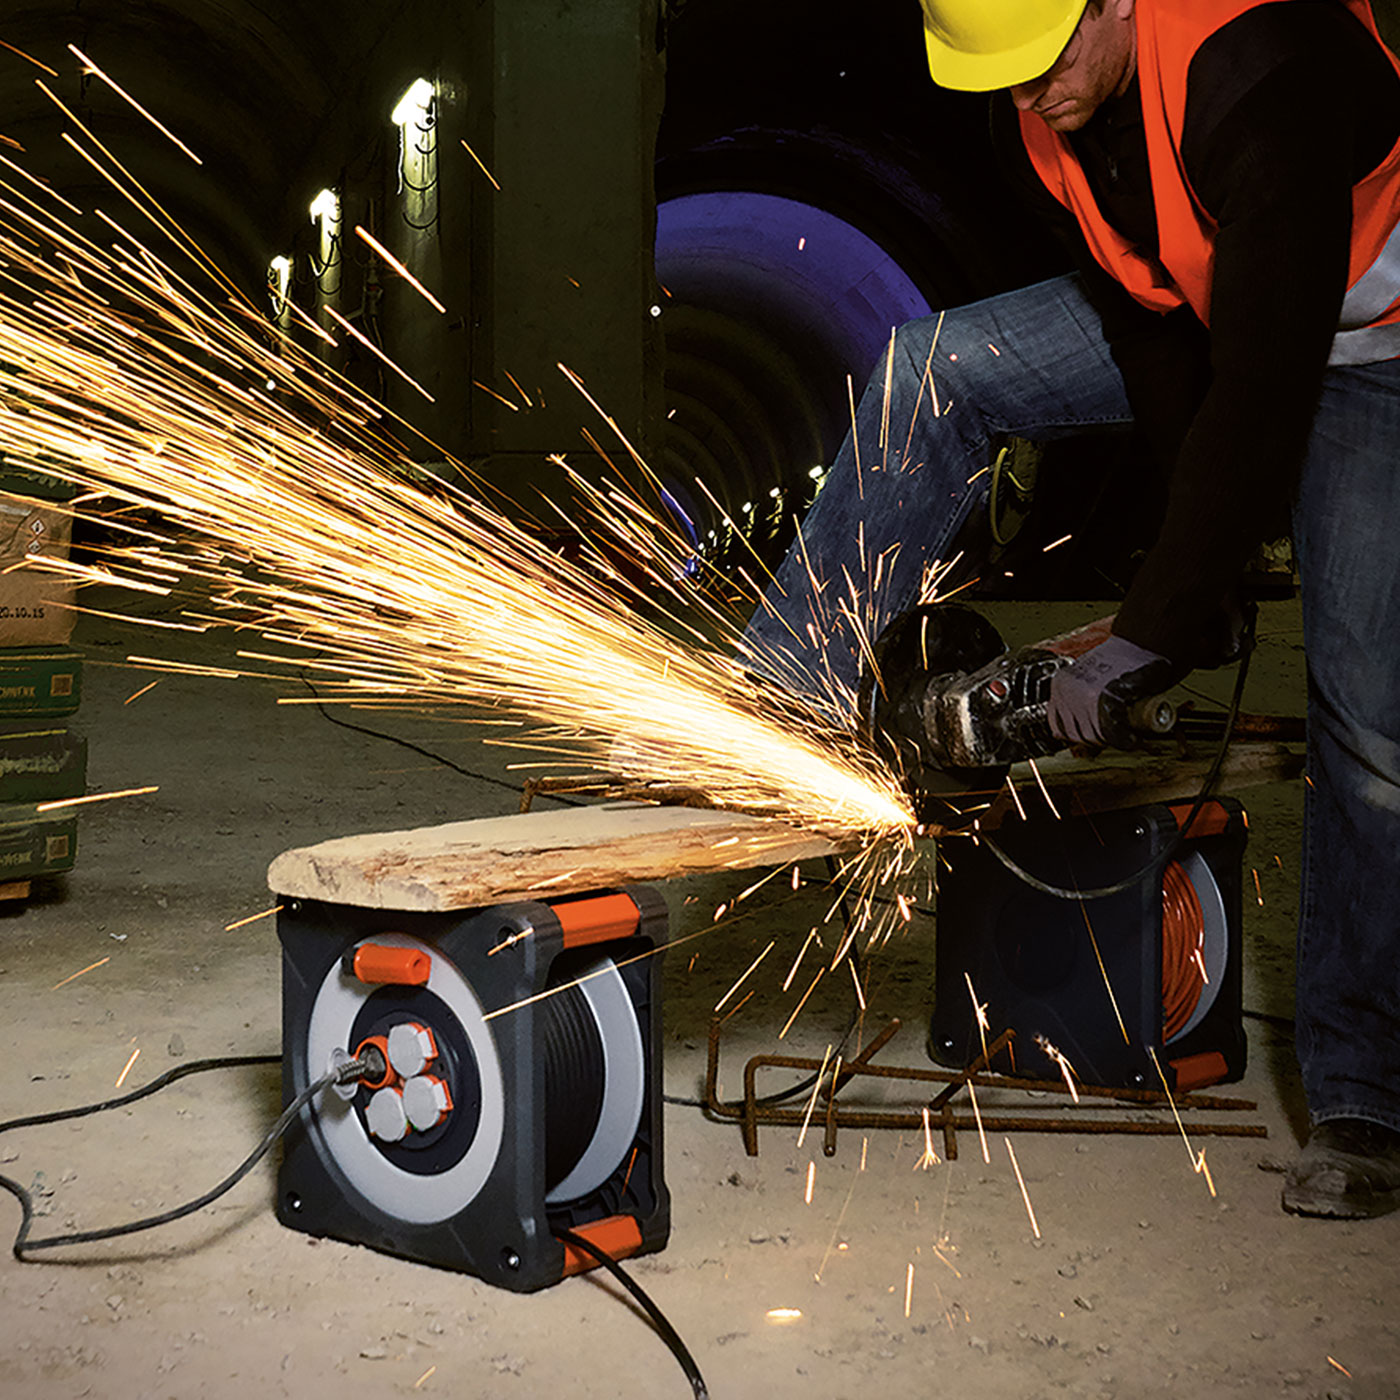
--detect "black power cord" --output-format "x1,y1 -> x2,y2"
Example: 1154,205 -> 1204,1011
299,673 -> 589,807
0,1051 -> 378,1258
2,1046 -> 710,1397
556,1226 -> 709,1399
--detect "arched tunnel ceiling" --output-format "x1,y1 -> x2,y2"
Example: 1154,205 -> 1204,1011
0,3 -> 413,291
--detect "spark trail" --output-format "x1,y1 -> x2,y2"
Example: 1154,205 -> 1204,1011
0,135 -> 914,856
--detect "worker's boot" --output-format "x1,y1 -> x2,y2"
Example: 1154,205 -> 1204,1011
1282,1118 -> 1400,1218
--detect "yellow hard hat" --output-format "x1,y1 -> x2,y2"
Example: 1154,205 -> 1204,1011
919,0 -> 1090,92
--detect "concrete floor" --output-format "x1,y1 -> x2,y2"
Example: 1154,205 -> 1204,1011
1,591 -> 1396,1400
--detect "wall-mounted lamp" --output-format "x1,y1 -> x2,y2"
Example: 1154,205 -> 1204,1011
391,78 -> 439,222
309,188 -> 341,228
391,78 -> 436,129
268,254 -> 293,317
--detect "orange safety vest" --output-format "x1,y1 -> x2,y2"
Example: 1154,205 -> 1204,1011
1021,0 -> 1400,365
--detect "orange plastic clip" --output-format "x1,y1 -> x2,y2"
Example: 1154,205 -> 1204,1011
351,943 -> 432,986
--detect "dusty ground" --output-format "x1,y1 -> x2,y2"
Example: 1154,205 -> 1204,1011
0,592 -> 1396,1400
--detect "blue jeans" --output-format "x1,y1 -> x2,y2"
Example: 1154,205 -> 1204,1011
741,275 -> 1134,709
742,272 -> 1400,1131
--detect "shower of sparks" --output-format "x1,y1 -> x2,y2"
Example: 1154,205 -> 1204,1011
796,1044 -> 834,1148
51,956 -> 110,990
36,785 -> 159,812
778,967 -> 824,1039
1004,771 -> 1027,821
966,1079 -> 991,1163
1005,1138 -> 1041,1239
965,971 -> 991,1068
1,38 -> 58,75
804,1159 -> 816,1205
1,149 -> 83,216
67,45 -> 203,165
471,378 -> 521,412
114,1045 -> 141,1088
124,680 -> 160,704
913,1106 -> 940,1170
323,304 -> 435,398
1034,1034 -> 1081,1104
1194,1147 -> 1216,1197
459,138 -> 501,190
904,1262 -> 915,1318
714,940 -> 774,1012
0,133 -> 917,876
1079,900 -> 1131,1045
487,925 -> 534,956
1146,1046 -> 1215,1195
1252,867 -> 1264,905
1026,757 -> 1062,820
766,1308 -> 803,1323
353,224 -> 447,312
1042,533 -> 1072,553
1328,1358 -> 1353,1378
223,903 -> 282,931
847,956 -> 866,1011
413,1366 -> 437,1390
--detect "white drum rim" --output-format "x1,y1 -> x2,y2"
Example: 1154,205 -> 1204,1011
1167,851 -> 1228,1044
304,933 -> 506,1226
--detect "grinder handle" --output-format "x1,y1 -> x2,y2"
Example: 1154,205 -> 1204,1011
1127,693 -> 1177,735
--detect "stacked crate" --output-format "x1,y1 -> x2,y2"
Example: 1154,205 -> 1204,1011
0,461 -> 83,900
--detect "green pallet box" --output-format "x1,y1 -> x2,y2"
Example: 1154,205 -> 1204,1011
0,802 -> 78,880
0,648 -> 82,718
0,723 -> 87,804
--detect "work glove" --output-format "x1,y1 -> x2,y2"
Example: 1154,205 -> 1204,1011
1047,633 -> 1179,749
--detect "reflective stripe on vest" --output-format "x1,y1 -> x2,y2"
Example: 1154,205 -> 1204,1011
1020,0 -> 1400,366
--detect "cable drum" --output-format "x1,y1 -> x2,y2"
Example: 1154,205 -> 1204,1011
1161,853 -> 1229,1043
542,956 -> 648,1207
541,982 -> 607,1191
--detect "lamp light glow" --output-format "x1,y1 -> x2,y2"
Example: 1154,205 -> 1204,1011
309,188 -> 340,226
391,78 -> 435,128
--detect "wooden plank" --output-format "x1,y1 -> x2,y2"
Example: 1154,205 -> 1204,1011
979,741 -> 1305,832
267,741 -> 1305,913
267,802 -> 844,911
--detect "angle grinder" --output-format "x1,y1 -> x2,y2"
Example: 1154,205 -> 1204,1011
860,603 -> 1177,815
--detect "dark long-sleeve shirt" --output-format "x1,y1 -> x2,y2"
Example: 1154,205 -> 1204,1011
992,1 -> 1400,664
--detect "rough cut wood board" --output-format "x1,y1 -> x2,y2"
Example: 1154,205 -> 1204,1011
266,742 -> 1304,913
267,803 -> 845,911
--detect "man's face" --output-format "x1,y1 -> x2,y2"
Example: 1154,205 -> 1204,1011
1009,0 -> 1137,133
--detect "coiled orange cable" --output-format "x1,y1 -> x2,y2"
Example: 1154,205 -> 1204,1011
1161,860 -> 1206,1041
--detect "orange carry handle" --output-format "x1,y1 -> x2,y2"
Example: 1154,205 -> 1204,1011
1169,1050 -> 1229,1094
558,1214 -> 644,1277
1168,800 -> 1231,839
553,893 -> 641,949
350,943 -> 432,986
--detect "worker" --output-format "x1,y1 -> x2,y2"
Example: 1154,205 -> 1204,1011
741,0 -> 1400,1218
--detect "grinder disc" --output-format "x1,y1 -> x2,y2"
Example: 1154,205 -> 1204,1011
861,602 -> 1008,819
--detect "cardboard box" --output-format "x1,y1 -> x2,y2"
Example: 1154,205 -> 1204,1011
0,802 -> 78,879
0,648 -> 83,718
0,724 -> 87,804
0,496 -> 76,646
